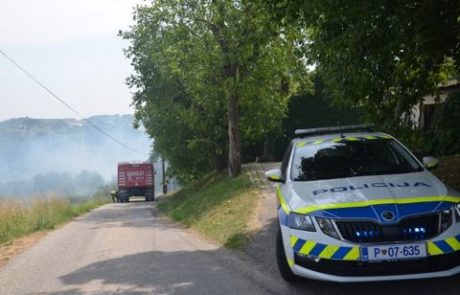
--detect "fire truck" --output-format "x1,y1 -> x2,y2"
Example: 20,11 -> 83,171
117,162 -> 155,202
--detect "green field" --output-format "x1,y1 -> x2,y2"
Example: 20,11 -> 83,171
158,171 -> 259,249
0,196 -> 108,245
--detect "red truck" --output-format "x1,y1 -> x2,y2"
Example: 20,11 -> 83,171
117,162 -> 155,202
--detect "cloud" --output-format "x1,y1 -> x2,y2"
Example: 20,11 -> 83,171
0,0 -> 146,45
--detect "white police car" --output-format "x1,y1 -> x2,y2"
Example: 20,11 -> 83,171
265,124 -> 460,282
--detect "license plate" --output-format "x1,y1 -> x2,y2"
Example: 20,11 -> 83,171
361,243 -> 427,261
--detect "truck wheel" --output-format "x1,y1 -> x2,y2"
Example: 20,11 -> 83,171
276,227 -> 301,282
145,187 -> 155,202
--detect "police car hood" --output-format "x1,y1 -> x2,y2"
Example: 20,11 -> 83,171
288,171 -> 458,222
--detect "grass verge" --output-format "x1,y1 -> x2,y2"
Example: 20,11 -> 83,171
158,171 -> 259,249
0,196 -> 108,245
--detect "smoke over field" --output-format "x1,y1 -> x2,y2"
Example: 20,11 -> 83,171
0,114 -> 153,198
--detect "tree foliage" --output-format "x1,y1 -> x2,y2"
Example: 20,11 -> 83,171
423,91 -> 460,156
272,77 -> 364,159
122,0 -> 306,182
267,0 -> 460,133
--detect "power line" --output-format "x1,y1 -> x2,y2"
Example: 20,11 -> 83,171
0,49 -> 148,157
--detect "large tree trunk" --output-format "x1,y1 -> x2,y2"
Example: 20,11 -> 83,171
210,4 -> 242,177
227,93 -> 241,176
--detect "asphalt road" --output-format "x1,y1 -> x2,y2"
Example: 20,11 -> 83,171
0,202 -> 283,295
1,200 -> 460,295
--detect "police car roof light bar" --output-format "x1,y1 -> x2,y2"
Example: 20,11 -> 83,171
294,124 -> 375,137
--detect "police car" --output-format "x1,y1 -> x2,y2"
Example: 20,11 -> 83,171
265,124 -> 460,282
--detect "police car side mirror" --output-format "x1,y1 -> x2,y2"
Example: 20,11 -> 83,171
423,156 -> 439,170
265,169 -> 284,183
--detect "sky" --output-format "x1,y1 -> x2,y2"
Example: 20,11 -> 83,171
0,0 -> 147,121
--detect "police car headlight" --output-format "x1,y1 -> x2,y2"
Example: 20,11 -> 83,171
317,218 -> 340,240
454,204 -> 460,222
441,209 -> 453,231
288,213 -> 316,231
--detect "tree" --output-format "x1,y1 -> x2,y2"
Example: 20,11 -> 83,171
122,0 -> 305,179
423,91 -> 460,155
266,0 -> 459,133
270,76 -> 364,159
74,170 -> 105,195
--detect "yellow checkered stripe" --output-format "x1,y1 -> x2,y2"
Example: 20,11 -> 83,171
427,235 -> 460,256
290,235 -> 460,262
290,235 -> 360,261
296,134 -> 392,147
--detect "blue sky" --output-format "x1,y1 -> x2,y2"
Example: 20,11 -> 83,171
0,0 -> 146,120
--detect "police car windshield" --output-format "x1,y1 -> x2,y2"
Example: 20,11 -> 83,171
291,139 -> 423,181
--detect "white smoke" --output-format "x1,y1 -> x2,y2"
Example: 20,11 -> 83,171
0,114 -> 154,197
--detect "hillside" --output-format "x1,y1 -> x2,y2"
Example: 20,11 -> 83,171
0,115 -> 154,197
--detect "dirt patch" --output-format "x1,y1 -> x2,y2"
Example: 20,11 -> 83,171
0,230 -> 48,268
244,163 -> 280,236
242,163 -> 280,275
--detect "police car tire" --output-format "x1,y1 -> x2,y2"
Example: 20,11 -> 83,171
276,228 -> 300,282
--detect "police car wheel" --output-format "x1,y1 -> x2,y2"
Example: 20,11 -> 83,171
276,227 -> 301,282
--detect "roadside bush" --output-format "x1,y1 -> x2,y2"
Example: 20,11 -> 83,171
422,91 -> 460,156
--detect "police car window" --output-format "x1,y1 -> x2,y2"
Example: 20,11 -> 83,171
291,139 -> 423,181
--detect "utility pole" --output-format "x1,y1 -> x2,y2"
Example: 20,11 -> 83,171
162,156 -> 167,195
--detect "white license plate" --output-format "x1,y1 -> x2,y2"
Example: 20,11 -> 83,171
361,243 -> 427,261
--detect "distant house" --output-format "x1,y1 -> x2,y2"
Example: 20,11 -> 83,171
414,79 -> 460,130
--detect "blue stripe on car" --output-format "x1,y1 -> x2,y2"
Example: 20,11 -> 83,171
293,239 -> 306,252
331,246 -> 352,260
434,240 -> 454,253
309,201 -> 454,223
309,243 -> 327,256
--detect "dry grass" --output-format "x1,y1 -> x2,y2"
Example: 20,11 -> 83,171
0,196 -> 108,245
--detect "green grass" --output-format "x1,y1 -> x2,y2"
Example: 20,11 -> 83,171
0,196 -> 108,245
158,171 -> 259,249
